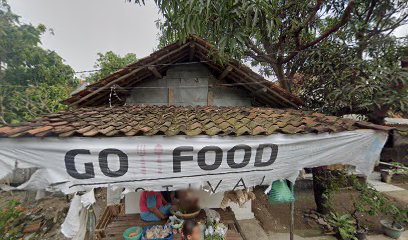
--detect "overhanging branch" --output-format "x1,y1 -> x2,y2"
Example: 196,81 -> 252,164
282,0 -> 355,64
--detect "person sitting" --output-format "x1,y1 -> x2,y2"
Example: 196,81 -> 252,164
177,190 -> 199,212
182,220 -> 201,240
161,191 -> 178,204
140,191 -> 171,222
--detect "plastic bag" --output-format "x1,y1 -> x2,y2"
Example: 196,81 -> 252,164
268,179 -> 295,204
204,208 -> 220,223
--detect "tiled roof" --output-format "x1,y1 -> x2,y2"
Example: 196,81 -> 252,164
0,106 -> 391,138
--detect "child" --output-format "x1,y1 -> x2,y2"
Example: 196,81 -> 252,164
140,191 -> 171,222
182,220 -> 201,240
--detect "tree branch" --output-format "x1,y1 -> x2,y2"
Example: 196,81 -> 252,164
282,0 -> 355,64
244,39 -> 276,64
302,0 -> 355,49
299,0 -> 324,31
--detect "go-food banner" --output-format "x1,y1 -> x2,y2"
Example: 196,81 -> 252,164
0,130 -> 387,194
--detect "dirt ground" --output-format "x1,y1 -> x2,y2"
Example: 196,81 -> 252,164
0,188 -> 107,240
0,190 -> 69,239
252,186 -> 400,238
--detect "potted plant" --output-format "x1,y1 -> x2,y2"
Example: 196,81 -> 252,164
348,177 -> 386,240
380,162 -> 408,183
380,205 -> 407,239
380,169 -> 393,183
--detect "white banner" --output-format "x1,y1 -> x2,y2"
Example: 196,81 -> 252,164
0,130 -> 387,194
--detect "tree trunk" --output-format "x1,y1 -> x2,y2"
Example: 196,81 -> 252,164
367,106 -> 388,125
312,166 -> 330,215
272,63 -> 291,92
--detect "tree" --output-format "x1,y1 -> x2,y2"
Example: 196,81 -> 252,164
10,83 -> 72,121
292,0 -> 408,214
132,0 -> 407,215
85,51 -> 137,83
133,0 -> 356,91
0,0 -> 78,125
294,41 -> 408,124
293,0 -> 408,124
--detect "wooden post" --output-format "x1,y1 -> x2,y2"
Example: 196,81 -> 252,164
207,87 -> 214,106
290,201 -> 294,240
290,181 -> 295,240
168,88 -> 174,105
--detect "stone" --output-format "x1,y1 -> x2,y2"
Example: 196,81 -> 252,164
317,218 -> 329,226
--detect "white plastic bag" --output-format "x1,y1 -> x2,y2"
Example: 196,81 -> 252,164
204,208 -> 220,223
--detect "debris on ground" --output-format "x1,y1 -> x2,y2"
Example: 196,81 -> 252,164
0,191 -> 69,239
0,188 -> 107,240
303,209 -> 333,232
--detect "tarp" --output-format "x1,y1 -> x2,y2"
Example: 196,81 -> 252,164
0,130 -> 387,194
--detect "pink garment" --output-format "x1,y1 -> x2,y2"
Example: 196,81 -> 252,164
139,191 -> 164,212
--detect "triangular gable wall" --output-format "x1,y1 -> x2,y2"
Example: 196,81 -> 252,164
64,36 -> 302,108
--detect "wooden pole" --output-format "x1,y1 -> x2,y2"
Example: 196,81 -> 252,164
290,201 -> 294,240
289,180 -> 295,240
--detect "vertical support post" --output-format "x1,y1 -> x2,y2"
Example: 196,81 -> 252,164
290,201 -> 294,240
289,181 -> 295,240
207,87 -> 214,106
168,88 -> 174,105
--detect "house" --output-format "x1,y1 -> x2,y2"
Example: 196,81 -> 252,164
0,36 -> 391,239
63,36 -> 301,109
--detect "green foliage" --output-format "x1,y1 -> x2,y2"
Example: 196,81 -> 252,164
327,212 -> 357,240
135,0 -> 408,123
0,0 -> 78,125
134,0 -> 356,89
388,162 -> 408,175
324,171 -> 408,233
85,51 -> 137,83
293,0 -> 408,121
315,170 -> 350,211
295,42 -> 408,121
0,200 -> 23,239
134,0 -> 407,92
9,83 -> 72,122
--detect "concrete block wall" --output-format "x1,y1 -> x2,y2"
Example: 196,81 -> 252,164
126,63 -> 252,107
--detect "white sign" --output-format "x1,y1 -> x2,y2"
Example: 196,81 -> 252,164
0,130 -> 387,194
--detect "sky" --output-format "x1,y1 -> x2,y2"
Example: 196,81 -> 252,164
9,0 -> 161,77
8,0 -> 408,78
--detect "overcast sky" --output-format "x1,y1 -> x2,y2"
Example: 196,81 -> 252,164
9,0 -> 160,77
8,0 -> 408,78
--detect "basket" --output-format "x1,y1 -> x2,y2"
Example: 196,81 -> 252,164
170,208 -> 201,219
123,227 -> 143,240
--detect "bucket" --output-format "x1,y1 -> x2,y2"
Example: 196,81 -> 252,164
123,227 -> 143,240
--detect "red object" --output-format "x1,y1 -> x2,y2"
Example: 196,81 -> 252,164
24,222 -> 42,233
139,191 -> 164,212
